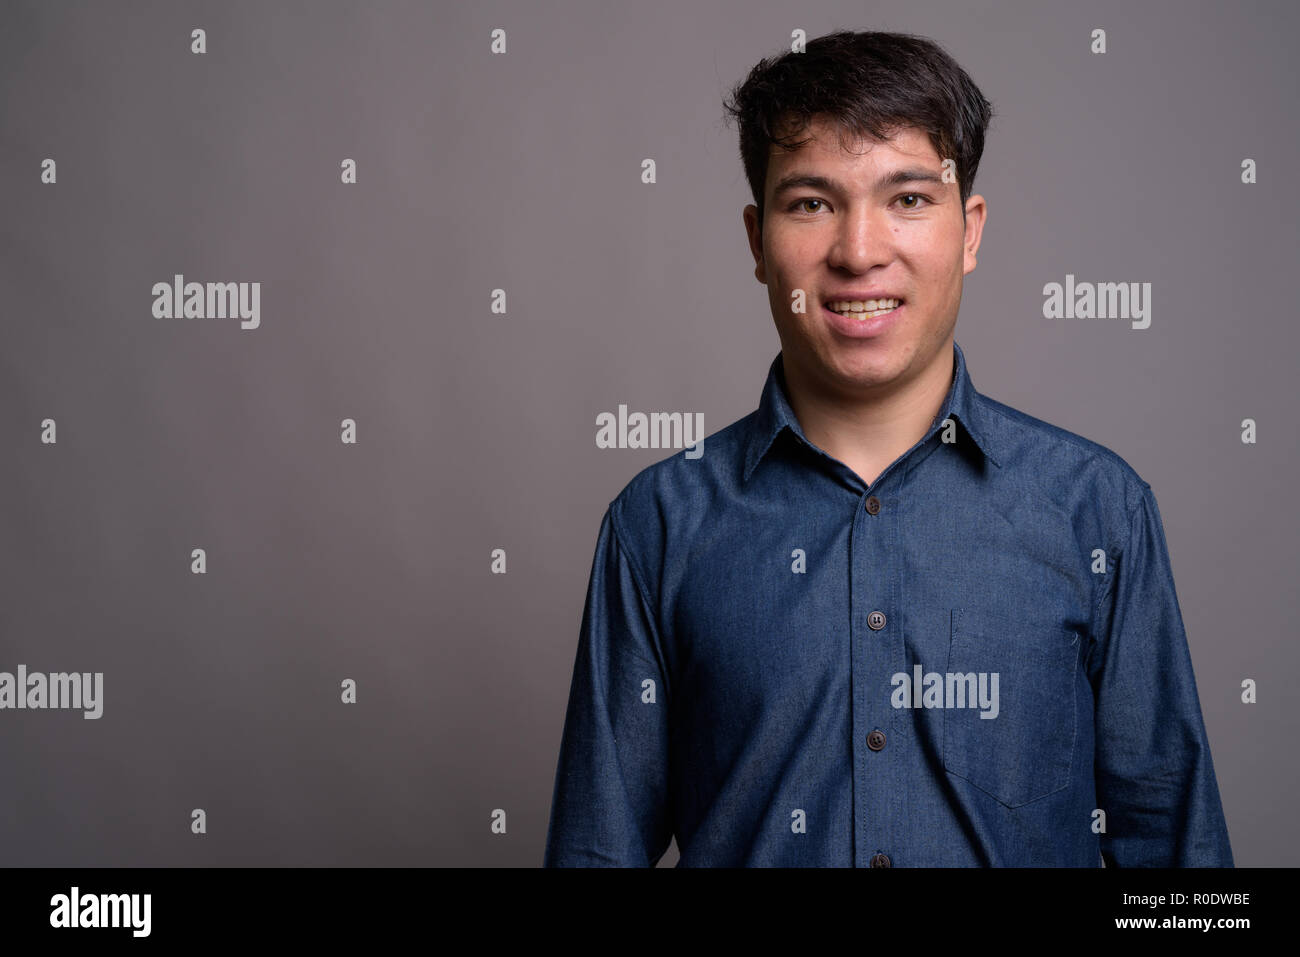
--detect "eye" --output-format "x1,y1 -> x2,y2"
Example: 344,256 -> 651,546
897,193 -> 930,210
789,198 -> 827,214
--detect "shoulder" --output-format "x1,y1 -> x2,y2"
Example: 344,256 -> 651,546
976,392 -> 1152,541
604,408 -> 755,583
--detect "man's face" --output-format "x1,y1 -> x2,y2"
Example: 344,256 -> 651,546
743,117 -> 986,399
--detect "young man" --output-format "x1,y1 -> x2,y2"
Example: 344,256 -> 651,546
543,30 -> 1232,867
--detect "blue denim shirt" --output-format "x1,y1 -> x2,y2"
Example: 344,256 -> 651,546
544,341 -> 1233,867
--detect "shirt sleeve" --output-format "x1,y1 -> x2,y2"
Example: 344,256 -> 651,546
542,505 -> 674,867
1087,483 -> 1233,867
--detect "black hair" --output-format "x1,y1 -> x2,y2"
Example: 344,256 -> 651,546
722,30 -> 994,225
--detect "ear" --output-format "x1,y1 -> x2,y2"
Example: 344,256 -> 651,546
962,194 -> 987,275
743,204 -> 767,284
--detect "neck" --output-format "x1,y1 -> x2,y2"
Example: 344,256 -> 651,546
782,339 -> 956,487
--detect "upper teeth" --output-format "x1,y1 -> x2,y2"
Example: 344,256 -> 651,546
829,298 -> 900,312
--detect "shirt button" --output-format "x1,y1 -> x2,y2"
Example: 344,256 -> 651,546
866,729 -> 886,751
864,496 -> 881,515
867,611 -> 886,630
869,853 -> 892,868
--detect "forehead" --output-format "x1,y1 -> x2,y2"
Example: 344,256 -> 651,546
769,117 -> 938,166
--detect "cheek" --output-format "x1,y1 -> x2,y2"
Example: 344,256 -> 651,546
766,225 -> 823,265
769,252 -> 824,306
900,238 -> 964,288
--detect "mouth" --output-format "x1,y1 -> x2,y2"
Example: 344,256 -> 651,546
823,297 -> 904,321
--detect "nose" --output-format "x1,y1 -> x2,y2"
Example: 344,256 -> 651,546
827,206 -> 894,272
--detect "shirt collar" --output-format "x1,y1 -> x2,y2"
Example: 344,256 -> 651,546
742,339 -> 1002,484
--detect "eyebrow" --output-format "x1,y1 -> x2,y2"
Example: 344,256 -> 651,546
770,167 -> 946,200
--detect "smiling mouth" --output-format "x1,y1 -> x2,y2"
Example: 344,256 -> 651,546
826,298 -> 902,320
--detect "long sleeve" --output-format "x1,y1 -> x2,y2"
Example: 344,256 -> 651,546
1087,483 -> 1233,867
543,506 -> 674,867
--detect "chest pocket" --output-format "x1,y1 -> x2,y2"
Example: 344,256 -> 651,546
942,607 -> 1080,809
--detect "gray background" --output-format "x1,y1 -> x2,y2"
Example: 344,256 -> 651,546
0,0 -> 1294,867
